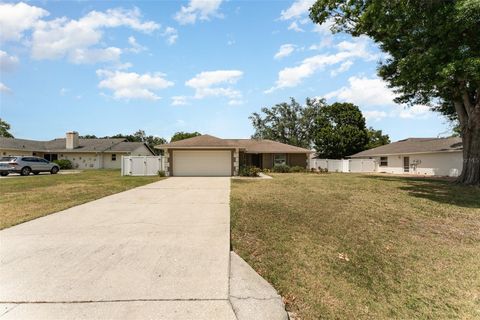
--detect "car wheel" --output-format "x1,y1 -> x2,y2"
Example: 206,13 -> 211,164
33,172 -> 40,175
0,172 -> 8,176
21,167 -> 31,176
51,166 -> 59,174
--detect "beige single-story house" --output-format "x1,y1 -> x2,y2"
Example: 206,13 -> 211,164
0,131 -> 154,169
156,134 -> 312,176
350,137 -> 463,177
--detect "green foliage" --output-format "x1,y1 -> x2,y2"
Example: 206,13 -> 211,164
239,166 -> 261,177
81,130 -> 166,155
273,164 -> 291,173
53,159 -> 73,169
313,102 -> 369,158
250,97 -> 324,148
157,170 -> 166,177
309,0 -> 479,125
290,166 -> 307,173
366,128 -> 390,149
0,118 -> 14,138
170,131 -> 201,142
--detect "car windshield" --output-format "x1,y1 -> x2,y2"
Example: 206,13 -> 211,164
0,157 -> 16,162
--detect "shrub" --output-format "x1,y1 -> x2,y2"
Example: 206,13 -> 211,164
290,166 -> 306,173
158,170 -> 166,177
261,168 -> 272,174
239,166 -> 261,177
53,159 -> 73,169
273,164 -> 290,173
318,167 -> 329,174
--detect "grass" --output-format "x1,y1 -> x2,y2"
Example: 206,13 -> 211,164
231,173 -> 480,320
0,170 -> 163,229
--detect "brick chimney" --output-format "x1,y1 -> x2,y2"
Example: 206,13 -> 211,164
66,131 -> 79,149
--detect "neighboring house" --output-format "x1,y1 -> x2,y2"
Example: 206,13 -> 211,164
156,134 -> 312,176
350,137 -> 463,177
0,132 -> 155,169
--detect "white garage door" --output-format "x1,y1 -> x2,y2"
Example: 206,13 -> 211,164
173,150 -> 232,176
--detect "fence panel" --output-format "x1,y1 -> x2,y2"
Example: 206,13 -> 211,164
121,156 -> 164,176
309,158 -> 376,173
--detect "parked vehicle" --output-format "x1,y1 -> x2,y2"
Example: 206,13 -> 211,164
0,156 -> 60,176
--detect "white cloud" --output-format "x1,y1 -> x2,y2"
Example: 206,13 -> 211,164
127,36 -> 147,53
0,50 -> 19,72
59,88 -> 69,96
311,18 -> 335,35
174,0 -> 223,25
0,2 -> 48,42
287,21 -> 304,32
325,76 -> 432,120
397,105 -> 431,119
31,7 -> 159,63
274,44 -> 296,60
228,99 -> 244,105
309,37 -> 333,50
171,95 -> 188,106
69,47 -> 122,64
162,27 -> 178,45
324,76 -> 396,106
0,82 -> 12,94
280,0 -> 316,21
330,60 -> 353,76
97,69 -> 174,101
364,110 -> 388,121
266,37 -> 377,92
186,70 -> 243,99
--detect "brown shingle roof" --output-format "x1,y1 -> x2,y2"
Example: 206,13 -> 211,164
156,135 -> 312,153
350,137 -> 462,158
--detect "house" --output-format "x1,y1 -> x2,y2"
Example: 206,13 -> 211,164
0,131 -> 155,169
349,137 -> 463,177
156,134 -> 312,176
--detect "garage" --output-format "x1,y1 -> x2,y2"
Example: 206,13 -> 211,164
172,150 -> 232,176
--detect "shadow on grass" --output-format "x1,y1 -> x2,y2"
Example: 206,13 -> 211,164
363,175 -> 480,208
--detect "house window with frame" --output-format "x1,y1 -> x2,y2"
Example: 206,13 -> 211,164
380,156 -> 388,167
274,153 -> 287,166
111,154 -> 117,161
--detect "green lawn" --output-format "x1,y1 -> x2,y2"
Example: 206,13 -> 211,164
231,173 -> 480,320
0,170 -> 163,229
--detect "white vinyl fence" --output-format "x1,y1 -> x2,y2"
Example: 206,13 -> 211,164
310,158 -> 376,173
121,156 -> 165,176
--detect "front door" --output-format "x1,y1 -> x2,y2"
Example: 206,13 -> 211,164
403,156 -> 410,173
251,154 -> 262,168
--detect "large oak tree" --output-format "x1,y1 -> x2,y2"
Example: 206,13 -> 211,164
310,0 -> 480,185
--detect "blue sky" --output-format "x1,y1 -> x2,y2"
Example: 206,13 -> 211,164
0,0 -> 454,142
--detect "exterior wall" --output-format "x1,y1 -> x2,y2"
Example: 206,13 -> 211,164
0,149 -> 34,157
373,151 -> 463,177
102,153 -> 123,169
288,153 -> 308,168
59,153 -> 102,169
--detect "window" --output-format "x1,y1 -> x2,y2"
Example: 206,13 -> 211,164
380,156 -> 388,167
111,154 -> 117,161
274,154 -> 287,166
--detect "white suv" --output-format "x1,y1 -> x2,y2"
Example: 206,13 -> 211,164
0,156 -> 60,176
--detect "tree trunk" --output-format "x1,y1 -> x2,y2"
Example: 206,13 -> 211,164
457,106 -> 480,186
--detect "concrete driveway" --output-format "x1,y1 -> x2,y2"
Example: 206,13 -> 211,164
0,177 -> 235,319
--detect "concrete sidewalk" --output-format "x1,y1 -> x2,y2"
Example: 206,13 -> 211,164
0,177 -> 287,319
